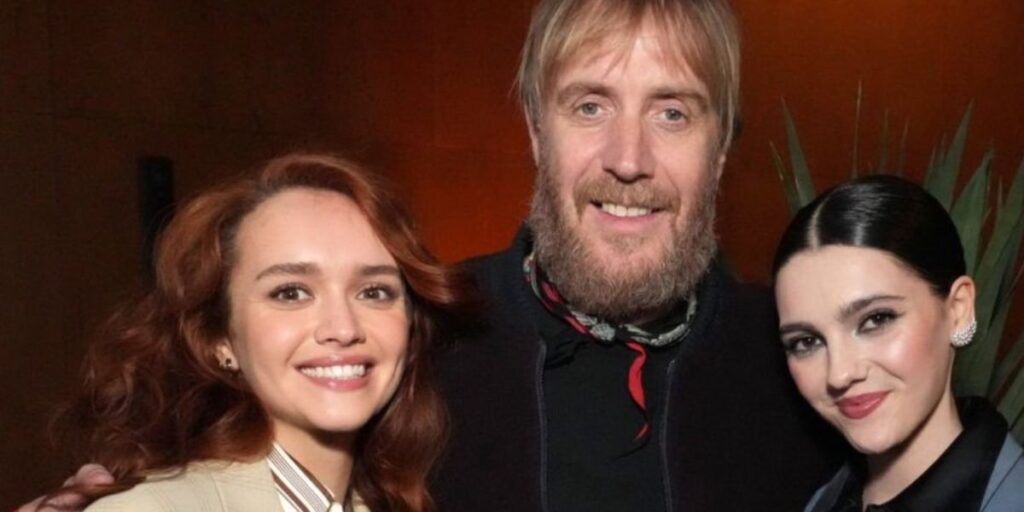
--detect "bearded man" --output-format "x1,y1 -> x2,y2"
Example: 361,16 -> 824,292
430,0 -> 839,511
22,1 -> 839,511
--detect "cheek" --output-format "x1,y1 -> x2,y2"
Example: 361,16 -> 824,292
231,310 -> 304,372
883,327 -> 948,387
370,311 -> 411,362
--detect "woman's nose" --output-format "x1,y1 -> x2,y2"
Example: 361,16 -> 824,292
825,342 -> 868,391
313,299 -> 365,346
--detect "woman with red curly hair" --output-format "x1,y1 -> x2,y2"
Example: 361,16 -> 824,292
52,153 -> 470,512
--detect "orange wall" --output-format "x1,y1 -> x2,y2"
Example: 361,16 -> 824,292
2,1 -> 1022,506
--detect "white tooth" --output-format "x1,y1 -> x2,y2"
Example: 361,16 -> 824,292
601,203 -> 652,218
301,364 -> 366,380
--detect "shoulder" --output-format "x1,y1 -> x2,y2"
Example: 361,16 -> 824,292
460,244 -> 520,296
801,464 -> 853,512
982,434 -> 1024,510
86,460 -> 279,512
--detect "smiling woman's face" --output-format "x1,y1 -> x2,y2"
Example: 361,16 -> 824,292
773,245 -> 961,456
219,187 -> 409,450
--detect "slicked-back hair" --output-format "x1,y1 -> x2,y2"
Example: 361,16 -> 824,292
516,0 -> 741,150
772,174 -> 966,296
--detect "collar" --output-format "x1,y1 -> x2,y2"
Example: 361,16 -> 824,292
522,249 -> 698,348
830,397 -> 1007,512
267,442 -> 346,512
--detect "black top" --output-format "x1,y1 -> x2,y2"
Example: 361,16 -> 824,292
539,299 -> 679,512
821,398 -> 1007,512
432,227 -> 842,511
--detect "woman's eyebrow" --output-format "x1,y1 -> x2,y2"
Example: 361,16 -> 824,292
359,264 -> 401,278
255,262 -> 319,280
835,294 -> 904,322
779,322 -> 816,337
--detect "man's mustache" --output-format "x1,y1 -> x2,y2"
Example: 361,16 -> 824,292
572,176 -> 679,215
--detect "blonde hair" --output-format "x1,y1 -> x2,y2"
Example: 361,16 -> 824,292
516,0 -> 741,150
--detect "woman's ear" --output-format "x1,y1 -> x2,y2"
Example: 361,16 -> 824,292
215,341 -> 239,372
946,275 -> 977,345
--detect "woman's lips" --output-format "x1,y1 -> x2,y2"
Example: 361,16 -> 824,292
296,356 -> 374,391
836,391 -> 890,419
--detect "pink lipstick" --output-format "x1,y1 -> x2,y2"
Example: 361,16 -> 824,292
837,391 -> 889,419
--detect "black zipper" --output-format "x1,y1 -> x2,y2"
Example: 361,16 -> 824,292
536,337 -> 550,512
660,357 -> 680,512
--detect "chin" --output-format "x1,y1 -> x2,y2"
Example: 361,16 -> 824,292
841,425 -> 901,456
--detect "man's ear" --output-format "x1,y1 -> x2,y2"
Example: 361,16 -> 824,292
946,275 -> 976,334
713,149 -> 727,182
526,111 -> 542,168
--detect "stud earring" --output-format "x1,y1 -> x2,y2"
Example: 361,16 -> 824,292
951,319 -> 977,348
219,357 -> 237,371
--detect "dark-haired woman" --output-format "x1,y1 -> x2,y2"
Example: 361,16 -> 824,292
48,153 -> 470,512
772,175 -> 1024,511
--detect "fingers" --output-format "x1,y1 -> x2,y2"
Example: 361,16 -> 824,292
74,463 -> 115,485
15,496 -> 45,512
17,463 -> 115,512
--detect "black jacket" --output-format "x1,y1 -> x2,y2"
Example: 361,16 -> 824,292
433,231 -> 842,511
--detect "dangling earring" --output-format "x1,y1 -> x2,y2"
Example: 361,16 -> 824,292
951,319 -> 977,348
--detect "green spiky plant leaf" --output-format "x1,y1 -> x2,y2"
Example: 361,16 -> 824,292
772,100 -> 1024,441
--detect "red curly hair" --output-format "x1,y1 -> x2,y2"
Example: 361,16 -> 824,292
56,153 -> 471,512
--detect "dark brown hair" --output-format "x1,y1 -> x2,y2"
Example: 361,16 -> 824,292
56,152 -> 471,511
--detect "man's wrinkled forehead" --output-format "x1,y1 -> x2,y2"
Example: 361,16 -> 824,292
548,21 -> 708,96
544,11 -> 709,103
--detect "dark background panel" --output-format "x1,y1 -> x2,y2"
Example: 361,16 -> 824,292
1,0 -> 1021,505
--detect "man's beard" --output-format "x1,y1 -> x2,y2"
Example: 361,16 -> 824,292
527,157 -> 719,324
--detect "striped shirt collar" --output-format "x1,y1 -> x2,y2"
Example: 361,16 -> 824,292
267,442 -> 345,512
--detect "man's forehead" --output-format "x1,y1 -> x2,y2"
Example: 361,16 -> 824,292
550,19 -> 707,95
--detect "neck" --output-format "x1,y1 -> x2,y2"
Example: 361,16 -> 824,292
274,425 -> 356,500
862,390 -> 962,507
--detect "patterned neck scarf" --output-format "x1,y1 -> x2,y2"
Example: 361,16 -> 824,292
524,252 -> 697,440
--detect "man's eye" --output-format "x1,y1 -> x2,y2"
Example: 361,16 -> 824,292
662,108 -> 687,122
783,336 -> 823,358
270,285 -> 312,302
577,102 -> 601,116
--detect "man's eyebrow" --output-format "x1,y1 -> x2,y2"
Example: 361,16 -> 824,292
649,86 -> 709,110
255,262 -> 320,280
554,81 -> 611,106
836,294 -> 904,322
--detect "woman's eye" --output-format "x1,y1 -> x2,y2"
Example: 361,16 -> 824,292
860,310 -> 898,333
358,284 -> 400,302
270,285 -> 312,303
783,336 -> 823,358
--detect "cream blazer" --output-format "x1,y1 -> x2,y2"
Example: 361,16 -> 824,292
85,459 -> 370,512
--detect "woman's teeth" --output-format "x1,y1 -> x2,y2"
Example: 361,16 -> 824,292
300,364 -> 366,379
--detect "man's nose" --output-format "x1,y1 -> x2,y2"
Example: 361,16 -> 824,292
601,114 -> 654,182
314,298 -> 365,346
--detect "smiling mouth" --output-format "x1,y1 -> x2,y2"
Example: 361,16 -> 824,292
299,364 -> 367,380
594,201 -> 660,218
836,391 -> 889,419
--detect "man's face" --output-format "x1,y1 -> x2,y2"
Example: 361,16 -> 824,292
527,18 -> 726,323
